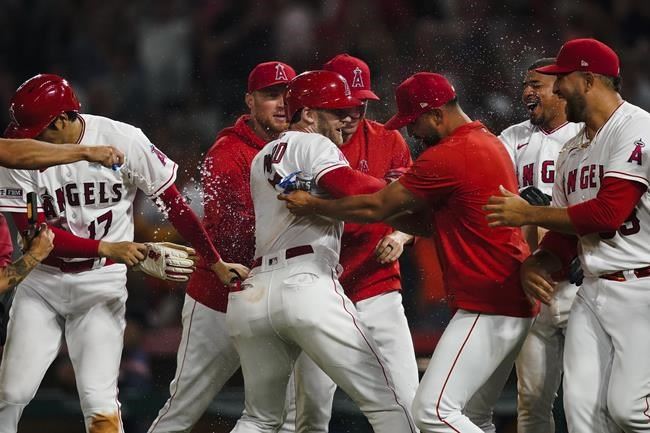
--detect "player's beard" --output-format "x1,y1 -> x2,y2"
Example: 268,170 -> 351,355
256,112 -> 288,136
421,130 -> 442,147
564,91 -> 587,123
316,112 -> 344,146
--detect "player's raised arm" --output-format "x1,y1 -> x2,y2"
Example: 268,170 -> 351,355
154,184 -> 249,285
0,138 -> 124,170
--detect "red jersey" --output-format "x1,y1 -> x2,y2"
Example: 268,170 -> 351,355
339,119 -> 412,303
186,115 -> 266,312
0,214 -> 13,268
399,121 -> 537,318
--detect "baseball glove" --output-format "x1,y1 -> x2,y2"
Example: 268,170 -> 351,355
133,242 -> 197,282
519,186 -> 552,206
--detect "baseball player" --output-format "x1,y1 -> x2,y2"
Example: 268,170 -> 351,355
485,38 -> 650,433
286,54 -> 418,433
280,72 -> 538,433
228,70 -> 416,433
0,74 -> 247,433
498,57 -> 582,433
0,137 -> 123,170
148,61 -> 298,433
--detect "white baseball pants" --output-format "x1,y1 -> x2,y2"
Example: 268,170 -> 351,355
148,295 -> 241,433
0,265 -> 128,433
283,291 -> 419,433
226,252 -> 416,433
412,309 -> 532,433
563,277 -> 650,433
515,282 -> 578,433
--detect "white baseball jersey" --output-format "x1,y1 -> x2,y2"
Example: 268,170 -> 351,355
0,113 -> 177,257
250,130 -> 348,259
553,102 -> 650,276
500,120 -> 583,195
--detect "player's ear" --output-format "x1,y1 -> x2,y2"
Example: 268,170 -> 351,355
301,107 -> 316,125
49,114 -> 67,131
245,92 -> 254,110
581,72 -> 595,92
429,109 -> 444,126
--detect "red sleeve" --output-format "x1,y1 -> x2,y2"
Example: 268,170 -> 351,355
201,143 -> 256,266
319,166 -> 387,198
0,216 -> 13,267
539,231 -> 579,267
12,213 -> 100,258
567,177 -> 647,236
157,184 -> 221,264
398,147 -> 457,201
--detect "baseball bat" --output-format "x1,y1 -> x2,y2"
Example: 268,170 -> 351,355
25,192 -> 39,239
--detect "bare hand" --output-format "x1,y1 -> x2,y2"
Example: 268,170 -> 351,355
211,260 -> 250,286
85,146 -> 125,169
483,185 -> 533,228
278,191 -> 319,216
25,224 -> 54,261
374,231 -> 412,264
99,241 -> 147,266
520,257 -> 556,305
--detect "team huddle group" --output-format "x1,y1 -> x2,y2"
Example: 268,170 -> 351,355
0,36 -> 647,433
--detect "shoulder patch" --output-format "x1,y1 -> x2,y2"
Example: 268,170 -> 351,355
627,139 -> 645,166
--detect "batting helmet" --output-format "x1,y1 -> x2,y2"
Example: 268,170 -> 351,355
285,70 -> 363,121
4,74 -> 81,139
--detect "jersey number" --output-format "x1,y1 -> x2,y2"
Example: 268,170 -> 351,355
599,209 -> 641,239
88,210 -> 113,240
263,142 -> 287,174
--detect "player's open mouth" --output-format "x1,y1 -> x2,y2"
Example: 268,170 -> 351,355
526,101 -> 539,113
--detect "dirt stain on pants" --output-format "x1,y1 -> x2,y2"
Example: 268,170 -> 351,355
89,412 -> 121,433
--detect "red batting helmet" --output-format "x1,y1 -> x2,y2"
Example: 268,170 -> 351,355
4,74 -> 81,139
284,70 -> 363,121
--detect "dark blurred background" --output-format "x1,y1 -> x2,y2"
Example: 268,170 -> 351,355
1,0 -> 650,432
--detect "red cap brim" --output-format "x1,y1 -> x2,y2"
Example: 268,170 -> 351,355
249,79 -> 291,93
351,89 -> 380,101
535,64 -> 576,75
384,113 -> 417,130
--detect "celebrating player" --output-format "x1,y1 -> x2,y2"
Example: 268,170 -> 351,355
286,54 -> 418,433
279,72 -> 537,433
498,58 -> 582,433
0,74 -> 247,433
228,70 -> 416,433
485,38 -> 650,433
149,61 -> 297,433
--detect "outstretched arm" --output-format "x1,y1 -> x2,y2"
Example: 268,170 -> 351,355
484,178 -> 647,235
155,184 -> 249,284
279,180 -> 427,224
0,138 -> 124,169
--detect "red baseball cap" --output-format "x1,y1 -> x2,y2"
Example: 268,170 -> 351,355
248,61 -> 297,93
385,72 -> 456,130
536,38 -> 620,77
323,54 -> 379,101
